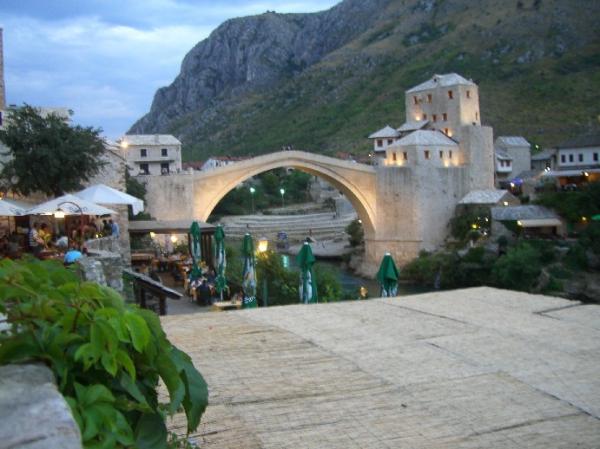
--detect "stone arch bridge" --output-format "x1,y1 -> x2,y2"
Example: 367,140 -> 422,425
141,150 -> 479,271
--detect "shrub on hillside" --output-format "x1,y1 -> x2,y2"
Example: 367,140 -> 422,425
492,243 -> 542,291
345,219 -> 364,247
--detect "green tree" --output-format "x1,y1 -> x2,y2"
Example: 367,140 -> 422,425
492,243 -> 542,291
345,219 -> 364,247
125,170 -> 152,220
0,105 -> 106,196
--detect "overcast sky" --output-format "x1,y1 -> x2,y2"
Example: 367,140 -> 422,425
0,0 -> 338,139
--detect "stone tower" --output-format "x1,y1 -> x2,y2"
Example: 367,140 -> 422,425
0,28 -> 5,110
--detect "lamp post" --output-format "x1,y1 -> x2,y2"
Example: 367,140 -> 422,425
55,201 -> 84,249
257,236 -> 268,307
279,188 -> 285,208
249,186 -> 256,214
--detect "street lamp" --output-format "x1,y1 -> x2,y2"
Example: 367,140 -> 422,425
257,236 -> 269,307
249,186 -> 256,214
279,188 -> 285,208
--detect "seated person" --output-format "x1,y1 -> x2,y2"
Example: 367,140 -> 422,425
64,246 -> 83,265
39,223 -> 52,247
196,280 -> 212,306
55,234 -> 69,250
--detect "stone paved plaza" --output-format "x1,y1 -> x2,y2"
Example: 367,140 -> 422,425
161,287 -> 600,448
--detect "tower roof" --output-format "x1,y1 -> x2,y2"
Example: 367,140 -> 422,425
406,73 -> 476,94
368,125 -> 399,139
392,130 -> 458,147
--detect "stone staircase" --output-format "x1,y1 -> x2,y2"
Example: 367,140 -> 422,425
220,212 -> 357,243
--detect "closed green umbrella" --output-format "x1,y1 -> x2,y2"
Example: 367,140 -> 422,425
241,233 -> 258,308
214,224 -> 227,301
188,221 -> 203,281
376,252 -> 399,297
592,214 -> 600,221
296,242 -> 317,304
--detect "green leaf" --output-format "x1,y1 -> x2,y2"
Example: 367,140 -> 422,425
101,352 -> 118,377
170,347 -> 209,432
135,413 -> 168,449
81,407 -> 101,441
124,311 -> 151,352
119,373 -> 148,405
116,349 -> 136,380
156,352 -> 186,414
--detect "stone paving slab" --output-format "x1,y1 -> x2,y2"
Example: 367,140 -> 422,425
161,287 -> 600,448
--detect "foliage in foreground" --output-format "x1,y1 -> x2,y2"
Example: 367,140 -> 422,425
0,258 -> 208,449
0,105 -> 106,196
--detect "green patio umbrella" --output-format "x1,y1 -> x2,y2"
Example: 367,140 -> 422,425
188,221 -> 203,281
241,233 -> 258,308
376,252 -> 400,297
296,242 -> 317,304
592,214 -> 600,221
214,224 -> 227,301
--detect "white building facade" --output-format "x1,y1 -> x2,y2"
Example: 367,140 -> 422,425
120,134 -> 182,176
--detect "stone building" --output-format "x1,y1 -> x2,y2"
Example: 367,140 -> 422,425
494,136 -> 531,187
119,134 -> 182,176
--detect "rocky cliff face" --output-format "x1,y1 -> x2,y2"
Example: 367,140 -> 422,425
130,0 -> 600,160
129,0 -> 392,133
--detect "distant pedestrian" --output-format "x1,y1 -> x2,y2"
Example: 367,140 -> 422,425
109,219 -> 120,238
102,219 -> 112,236
28,222 -> 44,257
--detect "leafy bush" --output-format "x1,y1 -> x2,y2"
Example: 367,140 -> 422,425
345,219 -> 364,247
492,243 -> 542,291
0,258 -> 208,449
449,207 -> 490,241
256,250 -> 299,306
314,263 -> 343,302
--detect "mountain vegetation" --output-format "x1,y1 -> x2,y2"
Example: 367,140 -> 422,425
130,0 -> 600,161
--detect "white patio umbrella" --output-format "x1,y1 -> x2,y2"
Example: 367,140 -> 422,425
27,194 -> 117,216
74,184 -> 144,215
0,198 -> 26,216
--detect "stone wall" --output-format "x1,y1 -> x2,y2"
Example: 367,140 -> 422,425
78,248 -> 124,293
0,364 -> 82,449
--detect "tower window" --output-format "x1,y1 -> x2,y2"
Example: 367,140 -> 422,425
594,153 -> 598,162
392,152 -> 397,161
447,90 -> 453,99
569,154 -> 574,162
422,113 -> 427,120
449,150 -> 453,159
432,114 -> 437,122
377,139 -> 383,147
413,96 -> 418,105
561,154 -> 566,163
439,150 -> 443,159
161,148 -> 168,157
466,90 -> 471,99
578,153 -> 584,162
424,150 -> 430,160
427,94 -> 432,103
403,152 -> 408,160
140,149 -> 147,157
443,113 -> 448,121
387,139 -> 393,145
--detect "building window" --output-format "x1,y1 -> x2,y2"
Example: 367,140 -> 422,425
432,114 -> 437,122
578,153 -> 584,162
569,154 -> 574,162
392,152 -> 397,161
160,163 -> 170,175
424,150 -> 430,160
443,113 -> 448,121
387,139 -> 393,145
377,139 -> 383,147
449,150 -> 453,159
161,148 -> 168,157
140,149 -> 147,158
422,113 -> 427,120
561,154 -> 566,163
447,90 -> 453,99
427,94 -> 432,103
466,90 -> 471,98
403,152 -> 408,160
439,150 -> 443,159
139,163 -> 149,175
413,96 -> 418,105
594,153 -> 599,162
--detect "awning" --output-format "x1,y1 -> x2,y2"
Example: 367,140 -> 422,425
542,168 -> 600,177
519,218 -> 562,228
128,219 -> 215,234
74,184 -> 144,215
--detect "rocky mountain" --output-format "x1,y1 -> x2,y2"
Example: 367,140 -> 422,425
130,0 -> 600,161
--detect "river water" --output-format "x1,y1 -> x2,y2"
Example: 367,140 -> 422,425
279,253 -> 428,299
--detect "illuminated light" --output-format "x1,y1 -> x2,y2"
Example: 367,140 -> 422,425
358,219 -> 362,224
54,211 -> 65,219
447,129 -> 453,137
150,232 -> 156,238
359,286 -> 368,299
120,140 -> 129,149
471,223 -> 477,229
249,186 -> 256,194
503,201 -> 509,206
517,220 -> 523,226
170,235 -> 178,243
510,182 -> 515,188
485,217 -> 489,222
583,171 -> 589,177
415,116 -> 421,121
279,188 -> 285,196
582,216 -> 588,222
257,236 -> 268,253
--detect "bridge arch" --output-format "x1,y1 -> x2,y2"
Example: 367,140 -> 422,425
195,151 -> 377,237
